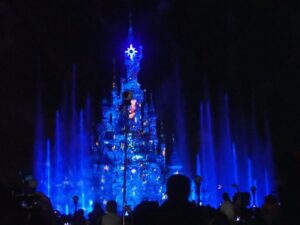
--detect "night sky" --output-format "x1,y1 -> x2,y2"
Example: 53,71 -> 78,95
0,0 -> 299,200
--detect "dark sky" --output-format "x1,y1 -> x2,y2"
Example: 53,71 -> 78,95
0,0 -> 299,187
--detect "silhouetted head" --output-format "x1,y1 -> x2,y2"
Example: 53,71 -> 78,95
92,202 -> 103,214
106,200 -> 117,214
76,209 -> 85,217
222,192 -> 230,201
264,194 -> 277,205
93,202 -> 101,210
166,174 -> 191,201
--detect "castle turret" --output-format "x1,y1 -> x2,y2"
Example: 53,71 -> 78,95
112,58 -> 119,108
124,14 -> 143,83
93,18 -> 166,210
142,91 -> 150,134
149,93 -> 157,140
122,15 -> 144,131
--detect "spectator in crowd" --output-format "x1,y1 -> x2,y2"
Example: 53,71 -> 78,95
133,200 -> 159,225
262,194 -> 281,225
102,200 -> 121,225
88,202 -> 104,225
220,192 -> 235,222
73,209 -> 86,225
157,174 -> 198,225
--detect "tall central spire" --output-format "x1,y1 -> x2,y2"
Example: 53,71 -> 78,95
124,12 -> 143,82
128,11 -> 133,43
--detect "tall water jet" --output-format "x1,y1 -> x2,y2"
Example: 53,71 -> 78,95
198,99 -> 218,206
53,111 -> 63,210
46,139 -> 51,198
79,110 -> 85,210
232,143 -> 239,185
70,64 -> 78,180
196,153 -> 201,176
79,109 -> 91,210
216,93 -> 235,198
33,60 -> 45,191
232,107 -> 250,194
263,112 -> 276,196
85,95 -> 92,134
34,86 -> 44,191
168,136 -> 183,175
54,111 -> 62,178
249,99 -> 265,206
173,62 -> 191,177
247,157 -> 253,204
264,170 -> 270,197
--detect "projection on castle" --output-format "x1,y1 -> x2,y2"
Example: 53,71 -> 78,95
34,24 -> 276,214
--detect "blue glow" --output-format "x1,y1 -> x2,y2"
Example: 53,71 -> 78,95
248,158 -> 253,194
46,139 -> 51,197
33,90 -> 44,192
263,113 -> 276,196
34,36 -> 166,213
173,63 -> 191,177
198,101 -> 217,206
264,170 -> 269,197
125,44 -> 138,60
194,92 -> 276,207
33,29 -> 276,213
232,143 -> 239,184
65,204 -> 69,215
253,180 -> 258,206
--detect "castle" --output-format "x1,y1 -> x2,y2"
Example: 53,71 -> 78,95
33,21 -> 183,214
34,19 -> 276,213
90,24 -> 171,210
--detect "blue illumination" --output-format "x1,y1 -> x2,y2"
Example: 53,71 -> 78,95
33,32 -> 166,213
46,139 -> 51,198
173,63 -> 191,177
33,26 -> 276,213
65,204 -> 69,215
195,91 -> 276,207
125,44 -> 138,60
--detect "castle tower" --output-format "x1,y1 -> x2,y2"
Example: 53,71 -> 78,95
93,18 -> 166,210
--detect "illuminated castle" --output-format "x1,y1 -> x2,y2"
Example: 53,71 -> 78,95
33,21 -> 180,214
34,19 -> 276,213
90,24 -> 168,209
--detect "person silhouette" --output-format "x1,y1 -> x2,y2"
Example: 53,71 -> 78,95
133,200 -> 159,225
102,200 -> 121,225
220,192 -> 235,221
73,209 -> 86,225
158,174 -> 198,225
88,202 -> 104,225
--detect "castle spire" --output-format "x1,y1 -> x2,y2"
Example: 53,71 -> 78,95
124,12 -> 143,82
112,57 -> 117,90
112,57 -> 119,106
128,11 -> 133,43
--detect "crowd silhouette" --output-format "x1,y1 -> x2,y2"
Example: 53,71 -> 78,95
1,174 -> 283,225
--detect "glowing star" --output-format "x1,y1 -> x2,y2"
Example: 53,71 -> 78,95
125,44 -> 138,60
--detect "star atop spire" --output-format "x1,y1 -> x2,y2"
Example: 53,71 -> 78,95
124,11 -> 143,81
125,44 -> 138,60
